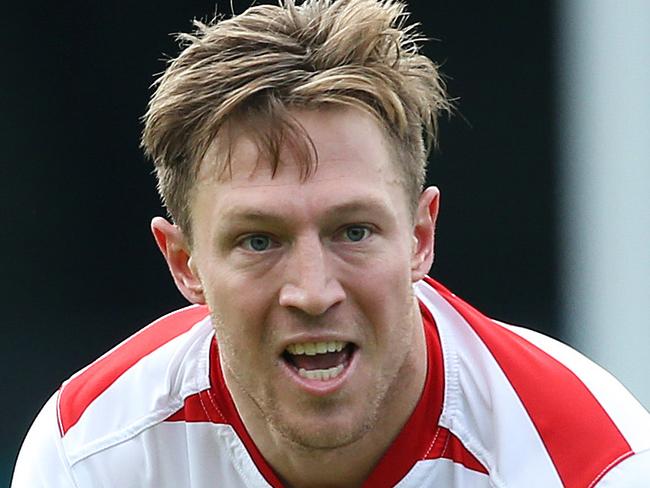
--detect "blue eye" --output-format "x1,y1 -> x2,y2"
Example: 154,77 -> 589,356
242,235 -> 273,252
344,226 -> 370,242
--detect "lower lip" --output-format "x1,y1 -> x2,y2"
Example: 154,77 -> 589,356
279,348 -> 359,397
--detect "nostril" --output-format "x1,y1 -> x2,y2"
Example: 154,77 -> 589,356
277,260 -> 346,315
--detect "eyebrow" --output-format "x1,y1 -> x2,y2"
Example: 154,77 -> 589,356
220,197 -> 392,225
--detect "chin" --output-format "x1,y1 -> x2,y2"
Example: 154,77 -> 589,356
271,397 -> 380,451
279,419 -> 373,452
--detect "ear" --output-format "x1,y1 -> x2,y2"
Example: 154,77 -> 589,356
151,216 -> 206,304
411,186 -> 440,282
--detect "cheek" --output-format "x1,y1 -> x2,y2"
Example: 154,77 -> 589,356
203,261 -> 268,314
348,261 -> 414,327
206,277 -> 278,350
211,310 -> 268,382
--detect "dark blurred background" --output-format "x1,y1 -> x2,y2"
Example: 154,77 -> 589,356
1,1 -> 555,481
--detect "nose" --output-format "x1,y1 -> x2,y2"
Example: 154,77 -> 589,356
278,236 -> 346,316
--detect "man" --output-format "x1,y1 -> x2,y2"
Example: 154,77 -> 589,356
12,0 -> 650,486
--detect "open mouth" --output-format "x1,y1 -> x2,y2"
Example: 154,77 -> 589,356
282,341 -> 356,381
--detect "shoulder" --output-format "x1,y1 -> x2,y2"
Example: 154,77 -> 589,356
12,394 -> 77,487
415,277 -> 650,488
57,305 -> 212,464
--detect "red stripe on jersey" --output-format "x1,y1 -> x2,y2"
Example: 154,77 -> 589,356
424,277 -> 632,488
58,305 -> 209,435
165,390 -> 227,423
425,427 -> 488,474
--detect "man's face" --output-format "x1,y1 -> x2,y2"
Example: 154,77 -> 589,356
187,107 -> 432,450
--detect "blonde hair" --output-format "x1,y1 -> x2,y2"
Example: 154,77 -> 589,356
142,0 -> 451,238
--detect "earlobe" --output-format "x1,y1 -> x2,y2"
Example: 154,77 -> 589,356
411,187 -> 440,282
151,217 -> 206,304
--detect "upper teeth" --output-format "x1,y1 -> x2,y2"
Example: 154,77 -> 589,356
286,341 -> 345,355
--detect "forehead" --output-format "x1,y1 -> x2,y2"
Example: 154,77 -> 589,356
200,106 -> 401,181
193,107 -> 409,224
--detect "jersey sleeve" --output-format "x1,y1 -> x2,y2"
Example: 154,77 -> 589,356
11,392 -> 79,488
594,449 -> 650,487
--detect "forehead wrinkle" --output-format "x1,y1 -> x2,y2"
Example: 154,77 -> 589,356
219,195 -> 395,227
225,173 -> 366,190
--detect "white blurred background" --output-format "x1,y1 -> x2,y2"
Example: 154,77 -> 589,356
558,0 -> 650,409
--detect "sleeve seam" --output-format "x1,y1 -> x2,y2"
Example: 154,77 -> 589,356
54,391 -> 82,488
587,450 -> 636,488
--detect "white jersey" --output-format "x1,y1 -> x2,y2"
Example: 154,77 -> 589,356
12,278 -> 650,487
